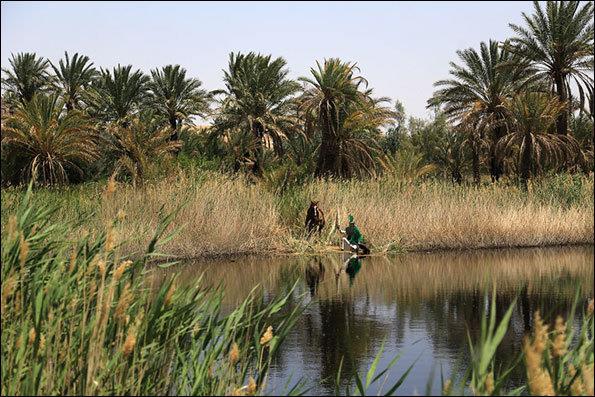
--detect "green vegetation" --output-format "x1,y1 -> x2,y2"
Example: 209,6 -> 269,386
2,188 -> 592,395
1,2 -> 593,191
1,186 -> 302,395
1,2 -> 593,393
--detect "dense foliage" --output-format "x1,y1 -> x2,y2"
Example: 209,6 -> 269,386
1,1 -> 593,188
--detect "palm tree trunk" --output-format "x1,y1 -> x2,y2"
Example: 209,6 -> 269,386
554,74 -> 569,135
315,104 -> 341,178
252,123 -> 264,177
169,117 -> 178,141
471,144 -> 481,186
451,168 -> 462,185
169,117 -> 181,156
520,134 -> 533,190
489,125 -> 505,182
316,136 -> 340,178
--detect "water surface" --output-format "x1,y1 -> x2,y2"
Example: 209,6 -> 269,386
151,246 -> 594,395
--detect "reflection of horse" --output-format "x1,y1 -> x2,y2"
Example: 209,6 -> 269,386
305,201 -> 325,236
305,258 -> 325,297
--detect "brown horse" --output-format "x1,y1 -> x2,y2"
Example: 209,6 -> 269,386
305,201 -> 325,236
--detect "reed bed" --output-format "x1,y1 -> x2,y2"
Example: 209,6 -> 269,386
1,172 -> 593,258
0,185 -> 302,396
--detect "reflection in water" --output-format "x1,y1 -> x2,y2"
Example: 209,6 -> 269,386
148,246 -> 594,395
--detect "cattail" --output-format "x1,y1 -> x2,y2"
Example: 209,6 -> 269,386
229,342 -> 239,365
113,260 -> 131,281
97,260 -> 106,276
552,316 -> 567,358
122,330 -> 136,356
115,283 -> 132,324
28,327 -> 36,345
6,215 -> 17,238
260,326 -> 273,346
569,364 -> 585,396
164,283 -> 176,307
19,233 -> 29,266
523,311 -> 555,396
1,274 -> 17,310
105,227 -> 116,251
582,364 -> 594,396
246,376 -> 257,395
588,299 -> 594,316
69,250 -> 77,272
533,311 -> 548,355
485,372 -> 494,395
105,175 -> 116,197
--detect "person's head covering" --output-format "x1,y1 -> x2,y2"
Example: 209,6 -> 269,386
348,214 -> 354,224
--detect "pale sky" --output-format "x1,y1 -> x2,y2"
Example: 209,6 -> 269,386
1,1 -> 536,118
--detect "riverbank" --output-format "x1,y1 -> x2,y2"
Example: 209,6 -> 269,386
1,171 -> 593,259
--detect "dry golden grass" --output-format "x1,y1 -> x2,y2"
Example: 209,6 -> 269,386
1,171 -> 593,258
299,177 -> 594,251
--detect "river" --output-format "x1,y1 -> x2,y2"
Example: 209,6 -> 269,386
151,246 -> 594,395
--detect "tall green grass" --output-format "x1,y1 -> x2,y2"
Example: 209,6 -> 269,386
0,185 -> 303,395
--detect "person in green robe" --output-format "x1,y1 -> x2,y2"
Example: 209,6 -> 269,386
339,215 -> 370,254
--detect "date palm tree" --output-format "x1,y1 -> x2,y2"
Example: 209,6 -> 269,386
109,114 -> 181,186
1,94 -> 100,185
50,52 -> 97,112
1,53 -> 51,105
507,0 -> 594,135
88,65 -> 149,125
148,64 -> 211,141
497,92 -> 580,189
299,58 -> 394,178
428,40 -> 535,182
213,52 -> 301,176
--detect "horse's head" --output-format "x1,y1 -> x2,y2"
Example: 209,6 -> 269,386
309,201 -> 319,217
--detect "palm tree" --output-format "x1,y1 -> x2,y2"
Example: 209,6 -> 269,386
428,40 -> 535,182
148,65 -> 211,141
335,95 -> 396,178
109,114 -> 181,186
213,52 -> 300,176
1,94 -> 100,185
299,58 -> 395,178
50,52 -> 97,112
432,126 -> 468,184
88,65 -> 149,125
497,92 -> 580,189
1,53 -> 51,105
507,0 -> 594,135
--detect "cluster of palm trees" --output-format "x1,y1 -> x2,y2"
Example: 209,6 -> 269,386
1,1 -> 593,189
1,53 -> 210,185
428,1 -> 593,188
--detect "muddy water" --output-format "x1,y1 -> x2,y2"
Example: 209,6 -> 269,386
151,246 -> 594,395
